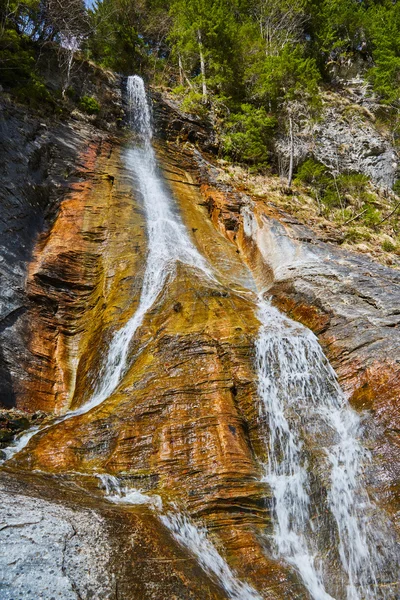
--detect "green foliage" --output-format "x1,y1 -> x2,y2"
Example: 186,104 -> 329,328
252,46 -> 321,110
87,0 -> 171,75
221,104 -> 276,165
0,25 -> 56,109
2,0 -> 400,177
337,172 -> 369,195
13,78 -> 54,107
308,0 -> 365,70
344,226 -> 371,243
0,29 -> 35,87
393,179 -> 400,196
295,161 -> 375,215
79,95 -> 101,115
180,90 -> 208,117
169,0 -> 242,99
362,204 -> 381,227
295,159 -> 328,186
382,238 -> 396,252
364,2 -> 400,105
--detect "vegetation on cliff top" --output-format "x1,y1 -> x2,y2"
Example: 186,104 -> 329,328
0,0 -> 399,258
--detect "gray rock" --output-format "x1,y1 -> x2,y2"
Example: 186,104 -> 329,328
276,86 -> 399,189
0,472 -> 228,599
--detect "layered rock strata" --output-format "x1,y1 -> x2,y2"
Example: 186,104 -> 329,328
1,89 -> 399,599
190,147 -> 400,533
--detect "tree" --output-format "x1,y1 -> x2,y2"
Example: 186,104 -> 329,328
87,0 -> 170,76
249,0 -> 309,56
365,0 -> 400,105
169,0 -> 241,101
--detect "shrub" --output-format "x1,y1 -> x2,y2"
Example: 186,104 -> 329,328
362,204 -> 381,227
221,104 -> 276,165
295,159 -> 327,186
345,227 -> 371,243
181,90 -> 208,118
382,239 -> 396,252
14,79 -> 54,107
79,96 -> 101,115
337,172 -> 369,195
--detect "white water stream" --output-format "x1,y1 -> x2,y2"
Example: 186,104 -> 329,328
256,300 -> 396,599
97,474 -> 262,600
2,75 -> 212,461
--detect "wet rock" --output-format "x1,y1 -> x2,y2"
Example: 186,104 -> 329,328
0,409 -> 46,449
192,150 -> 400,533
0,75 -> 121,413
0,471 -> 230,599
8,138 -> 306,599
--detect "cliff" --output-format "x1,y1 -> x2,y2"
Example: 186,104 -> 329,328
0,74 -> 399,599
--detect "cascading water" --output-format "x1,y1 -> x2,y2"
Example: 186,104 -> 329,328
2,75 -> 212,461
256,299 -> 397,600
97,474 -> 261,600
160,512 -> 262,600
67,75 -> 212,417
2,75 -> 398,600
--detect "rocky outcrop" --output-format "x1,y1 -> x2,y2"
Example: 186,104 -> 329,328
10,151 -> 303,597
0,470 -> 230,599
192,150 -> 400,531
1,87 -> 399,599
276,84 -> 399,189
0,68 -> 124,413
151,89 -> 217,151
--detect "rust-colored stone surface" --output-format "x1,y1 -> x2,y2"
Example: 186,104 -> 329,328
19,138 -> 146,414
188,150 -> 400,532
0,469 -> 231,599
7,139 -> 307,598
3,95 -> 398,595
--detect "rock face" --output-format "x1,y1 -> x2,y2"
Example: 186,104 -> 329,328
0,86 -> 399,599
0,471 -> 230,600
193,152 -> 400,533
0,68 -> 123,411
276,85 -> 399,189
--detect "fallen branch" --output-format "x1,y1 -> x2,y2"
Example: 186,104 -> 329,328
343,207 -> 368,225
377,200 -> 400,225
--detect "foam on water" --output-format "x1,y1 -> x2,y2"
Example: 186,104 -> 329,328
97,474 -> 261,599
256,299 -> 397,599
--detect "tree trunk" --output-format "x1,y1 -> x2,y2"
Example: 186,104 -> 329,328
178,54 -> 194,90
178,54 -> 184,86
288,113 -> 294,189
197,29 -> 207,103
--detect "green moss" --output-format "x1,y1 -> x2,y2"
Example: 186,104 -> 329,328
79,95 -> 101,115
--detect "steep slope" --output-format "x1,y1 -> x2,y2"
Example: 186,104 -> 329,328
0,78 -> 399,599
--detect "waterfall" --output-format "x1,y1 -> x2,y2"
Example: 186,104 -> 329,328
97,474 -> 261,599
67,75 -> 211,418
256,300 -> 396,600
161,512 -> 262,600
1,75 -> 212,462
2,76 -> 398,600
98,474 -> 163,511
